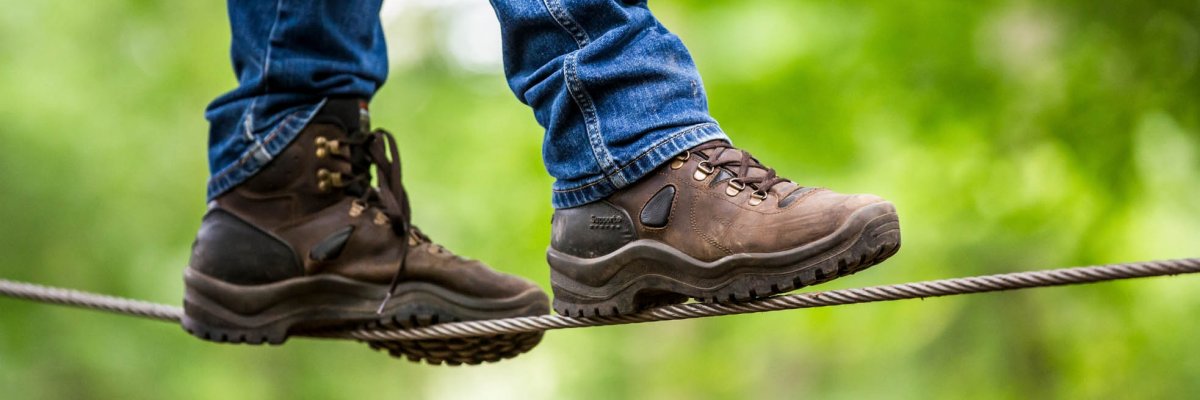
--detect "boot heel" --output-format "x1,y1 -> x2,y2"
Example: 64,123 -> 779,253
180,296 -> 289,345
549,268 -> 688,317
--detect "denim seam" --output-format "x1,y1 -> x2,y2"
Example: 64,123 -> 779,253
261,0 -> 283,97
206,99 -> 325,198
542,0 -> 629,189
551,122 -> 722,193
540,0 -> 591,46
562,53 -> 629,188
237,0 -> 285,167
549,123 -> 726,208
209,113 -> 295,185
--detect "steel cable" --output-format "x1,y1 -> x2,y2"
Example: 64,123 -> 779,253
1,258 -> 1197,342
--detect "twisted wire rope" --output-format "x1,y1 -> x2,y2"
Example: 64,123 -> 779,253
1,258 -> 1197,341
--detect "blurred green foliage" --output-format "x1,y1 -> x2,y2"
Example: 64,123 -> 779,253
1,0 -> 1198,399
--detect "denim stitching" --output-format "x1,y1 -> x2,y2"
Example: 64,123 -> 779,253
237,0 -> 284,163
551,136 -> 692,194
541,0 -> 628,189
550,124 -> 727,207
261,0 -> 283,96
209,113 -> 296,184
208,99 -> 327,200
562,53 -> 628,187
541,0 -> 590,46
551,122 -> 721,193
240,110 -> 255,141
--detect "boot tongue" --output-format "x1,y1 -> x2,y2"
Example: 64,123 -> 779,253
316,98 -> 371,134
700,146 -> 799,196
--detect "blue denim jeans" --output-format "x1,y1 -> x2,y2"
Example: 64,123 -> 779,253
207,0 -> 728,208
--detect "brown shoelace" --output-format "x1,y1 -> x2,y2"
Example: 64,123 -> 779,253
331,129 -> 414,313
690,141 -> 791,196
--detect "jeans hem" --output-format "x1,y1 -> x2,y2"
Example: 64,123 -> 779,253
550,122 -> 728,209
205,99 -> 327,201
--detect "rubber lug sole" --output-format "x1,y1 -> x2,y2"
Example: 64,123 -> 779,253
361,313 -> 545,366
181,270 -> 548,365
549,201 -> 901,317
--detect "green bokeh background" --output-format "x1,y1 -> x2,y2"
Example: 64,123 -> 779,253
1,0 -> 1198,398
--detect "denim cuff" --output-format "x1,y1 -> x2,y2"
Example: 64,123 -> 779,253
550,123 -> 728,209
205,99 -> 326,201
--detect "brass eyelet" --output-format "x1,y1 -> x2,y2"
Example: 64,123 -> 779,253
749,190 -> 767,206
693,161 -> 714,181
317,169 -> 344,192
349,200 -> 365,217
317,169 -> 331,192
315,136 -> 343,158
315,137 -> 329,158
670,151 -> 690,170
725,179 -> 745,197
373,211 -> 390,226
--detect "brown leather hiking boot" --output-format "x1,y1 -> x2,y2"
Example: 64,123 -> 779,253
182,99 -> 549,365
548,140 -> 901,316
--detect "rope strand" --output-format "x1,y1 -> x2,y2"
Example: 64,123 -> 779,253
1,258 -> 1197,341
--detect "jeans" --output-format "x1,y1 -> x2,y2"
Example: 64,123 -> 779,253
206,0 -> 728,209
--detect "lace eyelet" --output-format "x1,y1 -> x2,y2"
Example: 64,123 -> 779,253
315,137 -> 329,158
349,200 -> 366,217
314,136 -> 344,158
725,179 -> 745,196
317,169 -> 331,192
749,190 -> 767,206
317,169 -> 344,193
670,151 -> 690,170
693,161 -> 714,181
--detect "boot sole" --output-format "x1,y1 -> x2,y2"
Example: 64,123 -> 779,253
548,201 -> 901,317
181,270 -> 548,365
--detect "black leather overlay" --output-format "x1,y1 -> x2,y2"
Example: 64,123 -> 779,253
779,187 -> 816,208
551,201 -> 638,258
708,169 -> 734,188
640,185 -> 675,228
189,209 -> 303,285
309,226 -> 355,262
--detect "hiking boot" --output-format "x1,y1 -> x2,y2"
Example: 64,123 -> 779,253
182,99 -> 549,365
548,140 -> 901,316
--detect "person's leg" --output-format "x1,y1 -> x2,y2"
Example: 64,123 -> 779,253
491,0 -> 728,209
187,0 -> 549,365
204,0 -> 387,201
491,0 -> 901,316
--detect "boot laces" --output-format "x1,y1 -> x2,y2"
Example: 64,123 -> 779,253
329,128 -> 415,314
690,141 -> 790,196
407,226 -> 452,256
